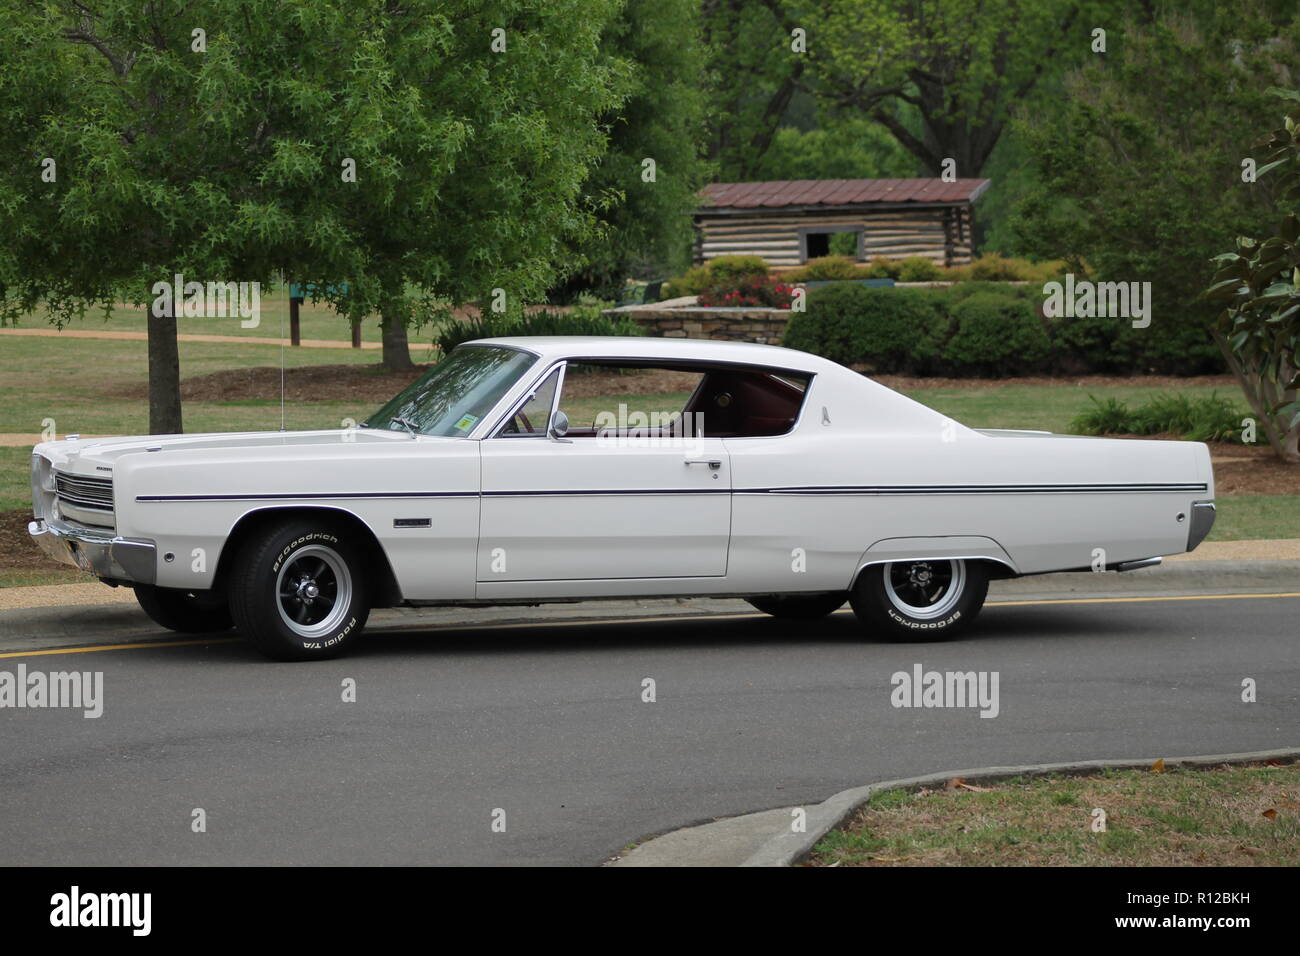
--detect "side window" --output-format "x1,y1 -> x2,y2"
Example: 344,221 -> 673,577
498,367 -> 560,437
557,363 -> 703,438
498,360 -> 811,439
685,370 -> 811,437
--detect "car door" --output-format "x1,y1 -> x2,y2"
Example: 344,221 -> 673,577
476,362 -> 731,593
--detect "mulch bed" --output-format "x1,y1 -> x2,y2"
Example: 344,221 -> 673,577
1193,443 -> 1299,495
2,509 -> 83,575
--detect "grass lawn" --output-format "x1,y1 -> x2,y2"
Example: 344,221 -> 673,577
1209,496 -> 1300,541
899,382 -> 1250,435
808,762 -> 1300,866
8,289 -> 446,346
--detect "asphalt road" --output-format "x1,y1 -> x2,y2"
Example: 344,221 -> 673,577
0,593 -> 1297,866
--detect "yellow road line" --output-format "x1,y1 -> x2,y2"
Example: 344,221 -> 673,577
987,592 -> 1300,607
1,591 -> 1296,659
0,637 -> 241,660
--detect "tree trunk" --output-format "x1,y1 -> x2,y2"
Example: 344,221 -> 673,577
380,308 -> 414,371
1211,330 -> 1299,463
147,297 -> 183,435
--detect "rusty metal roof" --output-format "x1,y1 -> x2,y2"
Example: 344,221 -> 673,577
699,178 -> 991,210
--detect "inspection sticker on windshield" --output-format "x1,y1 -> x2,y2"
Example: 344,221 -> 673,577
453,413 -> 479,432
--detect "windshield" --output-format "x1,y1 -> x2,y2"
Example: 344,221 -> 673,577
364,345 -> 538,437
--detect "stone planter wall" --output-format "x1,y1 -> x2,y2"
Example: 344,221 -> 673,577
605,305 -> 791,345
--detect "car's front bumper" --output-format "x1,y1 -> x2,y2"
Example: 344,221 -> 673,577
28,516 -> 156,584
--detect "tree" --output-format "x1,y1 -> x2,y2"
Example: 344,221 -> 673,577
549,0 -> 711,301
1011,5 -> 1300,374
806,0 -> 1132,177
297,0 -> 627,365
1206,89 -> 1300,463
0,0 -> 624,430
749,115 -> 916,180
701,0 -> 809,178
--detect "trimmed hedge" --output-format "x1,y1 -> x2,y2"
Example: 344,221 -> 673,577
784,282 -> 1159,376
782,284 -> 949,375
945,291 -> 1052,375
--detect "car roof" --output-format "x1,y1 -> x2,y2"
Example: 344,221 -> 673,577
460,335 -> 839,374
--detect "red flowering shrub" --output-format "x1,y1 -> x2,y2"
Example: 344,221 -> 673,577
697,274 -> 796,308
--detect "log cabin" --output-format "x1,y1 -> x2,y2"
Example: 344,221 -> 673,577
693,178 -> 991,271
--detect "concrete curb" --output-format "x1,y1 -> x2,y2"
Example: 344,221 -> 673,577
615,747 -> 1300,867
990,560 -> 1300,599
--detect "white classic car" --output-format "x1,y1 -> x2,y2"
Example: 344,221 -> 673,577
29,336 -> 1216,660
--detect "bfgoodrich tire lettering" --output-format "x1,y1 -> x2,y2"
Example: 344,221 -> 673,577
850,559 -> 988,642
229,520 -> 370,661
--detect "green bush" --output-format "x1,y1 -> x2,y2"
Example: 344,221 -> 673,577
783,284 -> 947,373
944,281 -> 1040,304
1049,312 -> 1142,374
780,275 -> 1220,377
787,255 -> 865,281
896,256 -> 944,282
863,257 -> 903,279
433,306 -> 640,354
969,253 -> 1039,281
944,291 -> 1053,375
1130,392 -> 1245,442
661,255 -> 768,299
1071,392 -> 1247,442
1071,396 -> 1133,434
706,254 -> 768,282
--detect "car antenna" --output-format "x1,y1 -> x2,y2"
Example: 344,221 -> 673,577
279,287 -> 286,434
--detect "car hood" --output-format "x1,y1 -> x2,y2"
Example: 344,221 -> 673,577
34,429 -> 426,475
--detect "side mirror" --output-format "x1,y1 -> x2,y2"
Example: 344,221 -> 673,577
548,409 -> 570,440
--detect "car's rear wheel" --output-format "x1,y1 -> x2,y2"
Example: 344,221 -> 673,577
134,585 -> 234,633
746,592 -> 847,619
850,559 -> 988,642
229,519 -> 369,661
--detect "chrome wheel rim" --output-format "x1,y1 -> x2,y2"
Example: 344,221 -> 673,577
883,560 -> 965,620
276,545 -> 351,638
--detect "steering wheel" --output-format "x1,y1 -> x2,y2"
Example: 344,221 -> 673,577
512,411 -> 534,434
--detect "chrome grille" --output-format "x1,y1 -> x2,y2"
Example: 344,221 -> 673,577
54,472 -> 114,512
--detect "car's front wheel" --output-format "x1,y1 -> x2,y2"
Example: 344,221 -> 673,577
134,585 -> 234,633
746,592 -> 847,620
229,519 -> 370,661
850,559 -> 988,642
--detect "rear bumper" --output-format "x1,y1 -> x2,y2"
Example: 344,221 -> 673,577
28,516 -> 156,584
1187,501 -> 1216,552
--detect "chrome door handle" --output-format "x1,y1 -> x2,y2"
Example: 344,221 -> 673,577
684,458 -> 722,470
